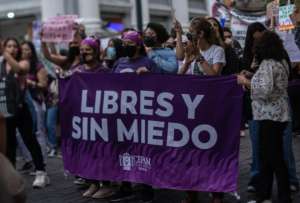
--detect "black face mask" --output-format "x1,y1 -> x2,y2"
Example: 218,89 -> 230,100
68,46 -> 80,61
123,46 -> 137,58
81,53 -> 93,64
143,36 -> 157,47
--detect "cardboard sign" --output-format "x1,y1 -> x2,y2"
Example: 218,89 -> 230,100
279,4 -> 295,31
277,31 -> 300,63
42,15 -> 78,43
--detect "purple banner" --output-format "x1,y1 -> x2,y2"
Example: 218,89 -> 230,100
59,73 -> 243,192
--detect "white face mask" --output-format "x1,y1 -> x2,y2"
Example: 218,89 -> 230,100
225,38 -> 233,45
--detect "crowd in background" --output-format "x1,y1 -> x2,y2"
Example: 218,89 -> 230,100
1,6 -> 300,203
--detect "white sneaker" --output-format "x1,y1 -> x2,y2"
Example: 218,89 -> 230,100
32,171 -> 50,188
48,149 -> 57,158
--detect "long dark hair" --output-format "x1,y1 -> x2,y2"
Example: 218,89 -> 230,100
110,38 -> 124,59
207,17 -> 225,42
3,37 -> 21,61
255,30 -> 292,76
145,22 -> 170,44
21,41 -> 39,75
243,22 -> 266,70
190,17 -> 214,45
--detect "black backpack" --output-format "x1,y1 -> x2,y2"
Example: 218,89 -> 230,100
0,58 -> 20,117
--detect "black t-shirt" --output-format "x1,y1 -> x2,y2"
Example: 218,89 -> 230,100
0,58 -> 20,117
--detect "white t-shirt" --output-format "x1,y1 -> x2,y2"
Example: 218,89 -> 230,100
186,44 -> 226,75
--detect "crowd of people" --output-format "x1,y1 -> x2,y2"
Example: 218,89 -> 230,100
1,6 -> 300,203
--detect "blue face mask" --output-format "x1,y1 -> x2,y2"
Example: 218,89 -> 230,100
106,47 -> 116,60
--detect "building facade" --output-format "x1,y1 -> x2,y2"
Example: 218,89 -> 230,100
0,0 -> 209,38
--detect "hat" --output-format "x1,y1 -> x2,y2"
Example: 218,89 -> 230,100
122,31 -> 143,46
81,37 -> 100,50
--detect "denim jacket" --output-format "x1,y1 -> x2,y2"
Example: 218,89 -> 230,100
147,48 -> 178,74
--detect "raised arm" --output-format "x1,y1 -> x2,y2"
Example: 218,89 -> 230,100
174,19 -> 184,61
41,42 -> 67,67
3,52 -> 30,74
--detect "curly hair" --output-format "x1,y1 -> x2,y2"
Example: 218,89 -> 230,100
190,17 -> 214,44
255,30 -> 292,69
146,22 -> 170,44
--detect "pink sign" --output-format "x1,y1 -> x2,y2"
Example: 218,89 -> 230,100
42,15 -> 78,43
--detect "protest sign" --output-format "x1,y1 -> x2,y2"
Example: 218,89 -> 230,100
277,31 -> 300,62
42,15 -> 78,43
230,14 -> 265,47
59,73 -> 243,192
279,4 -> 295,31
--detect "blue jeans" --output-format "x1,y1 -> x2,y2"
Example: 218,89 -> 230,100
249,120 -> 299,186
46,106 -> 58,149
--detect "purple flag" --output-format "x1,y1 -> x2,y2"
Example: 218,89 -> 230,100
59,73 -> 243,192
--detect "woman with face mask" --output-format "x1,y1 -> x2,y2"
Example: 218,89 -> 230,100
103,38 -> 123,69
41,26 -> 85,74
75,37 -> 109,73
143,22 -> 178,74
113,31 -> 158,74
108,31 -> 157,203
76,37 -> 112,200
1,38 -> 49,188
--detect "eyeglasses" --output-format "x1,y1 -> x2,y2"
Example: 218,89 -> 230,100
186,32 -> 198,41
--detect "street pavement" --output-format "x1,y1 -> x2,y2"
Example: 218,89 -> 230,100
22,132 -> 300,203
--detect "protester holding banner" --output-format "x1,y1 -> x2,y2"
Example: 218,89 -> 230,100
113,31 -> 157,74
238,30 -> 292,203
73,36 -> 112,199
75,37 -> 108,73
144,22 -> 178,74
178,17 -> 226,203
108,30 -> 157,203
1,37 -> 49,188
103,38 -> 124,69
